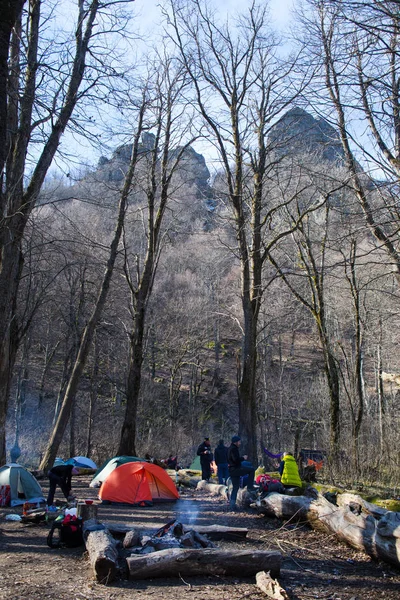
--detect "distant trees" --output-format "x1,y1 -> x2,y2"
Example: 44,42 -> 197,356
38,91 -> 149,472
294,0 -> 400,468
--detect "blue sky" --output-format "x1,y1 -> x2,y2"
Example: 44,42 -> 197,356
55,0 -> 295,176
138,0 -> 295,33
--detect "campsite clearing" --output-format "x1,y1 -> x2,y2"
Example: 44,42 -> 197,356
0,474 -> 399,599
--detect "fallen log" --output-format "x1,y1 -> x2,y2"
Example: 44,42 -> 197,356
127,548 -> 281,580
236,487 -> 255,507
196,480 -> 227,498
187,524 -> 248,541
255,491 -> 400,568
256,570 -> 289,599
336,493 -> 388,518
83,519 -> 119,584
102,522 -> 135,537
175,470 -> 199,488
196,480 -> 255,507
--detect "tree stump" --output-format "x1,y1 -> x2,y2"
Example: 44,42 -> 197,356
77,502 -> 98,521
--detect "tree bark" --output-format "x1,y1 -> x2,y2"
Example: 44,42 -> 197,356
127,548 -> 281,580
83,521 -> 119,584
188,524 -> 248,541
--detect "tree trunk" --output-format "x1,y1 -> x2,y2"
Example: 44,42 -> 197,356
117,318 -> 143,456
0,0 -> 24,177
255,491 -> 400,568
127,548 -> 281,580
238,300 -> 258,464
0,243 -> 23,463
86,334 -> 99,457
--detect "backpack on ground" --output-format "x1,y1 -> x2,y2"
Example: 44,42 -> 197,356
47,514 -> 84,548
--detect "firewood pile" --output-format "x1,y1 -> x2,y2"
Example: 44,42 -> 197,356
129,519 -> 216,554
82,517 -> 281,584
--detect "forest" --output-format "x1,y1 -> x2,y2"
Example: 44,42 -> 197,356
1,0 -> 400,490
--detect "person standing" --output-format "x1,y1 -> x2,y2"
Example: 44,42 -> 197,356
227,435 -> 256,511
47,464 -> 79,506
214,439 -> 229,485
197,437 -> 213,481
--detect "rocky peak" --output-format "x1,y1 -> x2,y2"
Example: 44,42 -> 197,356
95,136 -> 211,191
269,107 -> 345,163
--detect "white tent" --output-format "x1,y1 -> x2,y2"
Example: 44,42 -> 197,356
0,463 -> 45,506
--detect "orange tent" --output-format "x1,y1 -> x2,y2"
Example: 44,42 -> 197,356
98,461 -> 180,505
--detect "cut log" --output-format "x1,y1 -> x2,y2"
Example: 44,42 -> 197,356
77,502 -> 98,521
196,480 -> 227,498
255,491 -> 400,568
83,520 -> 119,584
123,529 -> 141,549
187,524 -> 248,541
256,570 -> 289,599
127,548 -> 281,580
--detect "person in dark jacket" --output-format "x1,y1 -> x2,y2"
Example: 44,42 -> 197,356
197,437 -> 213,481
47,464 -> 79,506
214,439 -> 229,484
227,435 -> 256,510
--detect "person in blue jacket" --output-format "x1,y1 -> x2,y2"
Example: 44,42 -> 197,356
214,439 -> 229,484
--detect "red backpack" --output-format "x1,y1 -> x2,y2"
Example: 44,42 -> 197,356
256,474 -> 284,493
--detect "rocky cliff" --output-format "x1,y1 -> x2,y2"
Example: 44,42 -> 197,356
268,107 -> 345,164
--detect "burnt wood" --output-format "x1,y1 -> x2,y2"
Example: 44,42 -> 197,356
127,548 -> 281,579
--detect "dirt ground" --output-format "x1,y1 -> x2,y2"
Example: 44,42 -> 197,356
0,475 -> 399,600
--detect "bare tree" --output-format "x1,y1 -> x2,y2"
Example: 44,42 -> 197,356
117,53 -> 197,456
301,0 -> 400,280
0,0 -> 133,465
38,95 -> 147,472
167,0 -> 315,461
